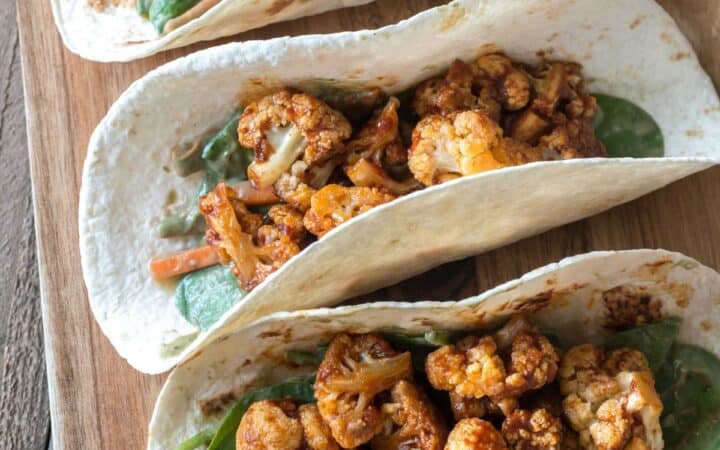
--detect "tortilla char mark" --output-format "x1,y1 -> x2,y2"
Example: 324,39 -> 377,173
266,0 -> 296,15
602,285 -> 663,329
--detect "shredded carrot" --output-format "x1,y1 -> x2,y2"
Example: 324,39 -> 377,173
149,244 -> 220,280
233,181 -> 279,205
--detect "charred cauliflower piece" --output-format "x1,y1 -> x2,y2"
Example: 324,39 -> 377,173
414,59 -> 501,120
559,344 -> 663,450
408,110 -> 512,186
445,418 -> 508,450
537,119 -> 607,159
471,53 -> 531,111
239,89 -> 352,190
501,408 -> 563,450
200,183 -> 305,290
426,335 -> 507,399
345,159 -> 420,195
236,400 -> 304,450
303,184 -> 396,237
530,61 -> 596,120
426,317 -> 558,408
315,334 -> 413,448
372,380 -> 448,450
299,403 -> 341,450
449,392 -> 517,420
345,97 -> 406,167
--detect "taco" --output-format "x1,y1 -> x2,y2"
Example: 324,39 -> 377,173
80,0 -> 720,373
51,0 -> 372,61
148,249 -> 720,449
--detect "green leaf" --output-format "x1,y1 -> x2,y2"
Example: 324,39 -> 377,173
603,318 -> 680,371
157,111 -> 251,238
202,111 -> 242,161
148,0 -> 201,33
137,0 -> 151,16
175,427 -> 217,450
657,343 -> 720,449
175,265 -> 247,331
592,93 -> 664,158
384,330 -> 465,372
207,375 -> 316,450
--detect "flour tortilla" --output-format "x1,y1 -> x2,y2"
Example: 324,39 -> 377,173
80,0 -> 720,373
51,0 -> 373,61
147,249 -> 720,449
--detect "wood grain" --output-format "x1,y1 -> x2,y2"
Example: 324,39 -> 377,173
13,0 -> 720,449
0,0 -> 50,448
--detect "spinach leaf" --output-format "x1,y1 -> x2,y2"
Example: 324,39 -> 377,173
157,111 -> 251,238
175,427 -> 216,450
175,265 -> 247,331
592,93 -> 664,158
136,0 -> 151,16
603,317 -> 680,371
384,330 -> 465,372
148,0 -> 201,33
657,343 -> 720,449
207,375 -> 316,450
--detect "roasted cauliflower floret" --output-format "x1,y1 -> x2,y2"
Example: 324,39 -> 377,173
501,408 -> 563,450
471,53 -> 531,111
236,400 -> 304,450
498,317 -> 559,396
315,334 -> 413,448
345,97 -> 406,167
426,335 -> 507,398
559,344 -> 663,450
414,59 -> 501,120
529,61 -> 596,120
200,182 -> 304,290
299,403 -> 341,450
239,89 -> 352,190
409,110 -> 510,186
427,318 -> 558,408
303,184 -> 396,238
445,418 -> 508,450
371,380 -> 448,450
537,119 -> 606,159
449,392 -> 517,420
345,158 -> 420,195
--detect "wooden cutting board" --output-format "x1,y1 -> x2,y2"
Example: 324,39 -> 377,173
16,0 -> 720,448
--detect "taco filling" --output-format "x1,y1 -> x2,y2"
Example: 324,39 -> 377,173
175,315 -> 716,450
88,0 -> 223,35
149,54 -> 663,330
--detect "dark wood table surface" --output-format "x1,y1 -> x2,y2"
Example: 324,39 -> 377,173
3,0 -> 720,448
1,0 -> 49,448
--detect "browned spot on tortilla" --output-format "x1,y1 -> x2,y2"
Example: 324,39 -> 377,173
703,106 -> 720,114
686,129 -> 704,138
701,320 -> 712,331
545,276 -> 557,287
412,317 -> 435,327
660,31 -> 674,44
511,290 -> 553,314
375,75 -> 399,87
602,285 -> 663,329
439,4 -> 466,32
266,0 -> 294,15
629,15 -> 646,29
671,52 -> 691,61
258,330 -> 283,338
546,32 -> 559,42
199,391 -> 237,417
389,238 -> 400,245
666,282 -> 694,308
241,358 -> 252,367
86,0 -> 134,12
634,258 -> 674,282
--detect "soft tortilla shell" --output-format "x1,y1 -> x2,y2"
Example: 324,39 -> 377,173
80,0 -> 720,373
51,0 -> 373,62
147,249 -> 720,449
